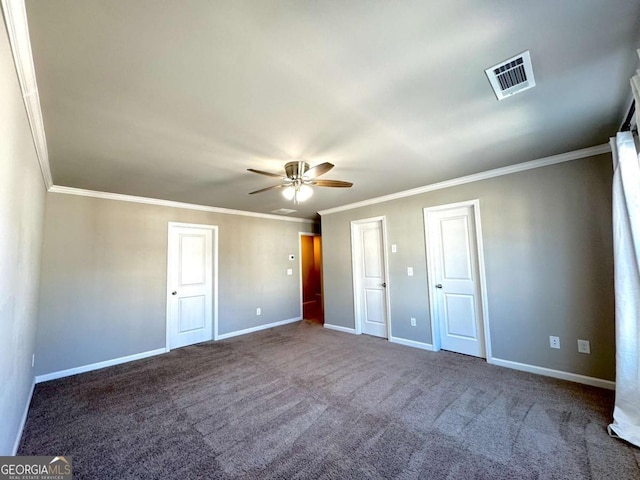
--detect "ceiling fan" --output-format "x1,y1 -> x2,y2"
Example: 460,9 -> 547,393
248,161 -> 353,203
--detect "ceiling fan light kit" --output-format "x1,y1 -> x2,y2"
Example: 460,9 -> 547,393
248,160 -> 353,203
283,184 -> 313,203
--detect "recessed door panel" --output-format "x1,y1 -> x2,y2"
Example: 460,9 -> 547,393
362,229 -> 382,279
364,288 -> 385,325
444,294 -> 477,339
179,295 -> 206,333
179,235 -> 206,286
440,217 -> 472,280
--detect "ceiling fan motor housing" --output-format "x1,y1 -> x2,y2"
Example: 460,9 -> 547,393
284,161 -> 310,179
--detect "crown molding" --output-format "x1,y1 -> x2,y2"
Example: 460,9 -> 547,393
2,0 -> 53,189
48,185 -> 317,223
318,143 -> 611,216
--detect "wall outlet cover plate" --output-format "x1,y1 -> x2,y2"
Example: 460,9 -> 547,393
577,339 -> 591,354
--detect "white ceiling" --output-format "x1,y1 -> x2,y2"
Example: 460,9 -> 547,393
24,0 -> 640,219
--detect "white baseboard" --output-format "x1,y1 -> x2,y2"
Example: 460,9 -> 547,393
12,378 -> 35,455
216,316 -> 301,340
35,347 -> 168,384
489,357 -> 615,390
323,324 -> 357,334
389,336 -> 435,351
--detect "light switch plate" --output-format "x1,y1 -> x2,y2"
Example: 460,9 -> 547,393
391,244 -> 397,253
287,268 -> 293,275
407,267 -> 414,276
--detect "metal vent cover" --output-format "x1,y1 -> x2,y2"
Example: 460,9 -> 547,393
271,208 -> 297,214
485,51 -> 535,100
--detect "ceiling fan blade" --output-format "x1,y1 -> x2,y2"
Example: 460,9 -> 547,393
312,179 -> 353,188
247,168 -> 285,179
249,184 -> 287,194
304,162 -> 334,179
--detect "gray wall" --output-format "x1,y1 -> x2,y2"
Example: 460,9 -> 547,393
0,25 -> 47,454
36,193 -> 316,375
321,154 -> 615,380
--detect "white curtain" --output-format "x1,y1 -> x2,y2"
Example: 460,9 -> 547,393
607,126 -> 640,448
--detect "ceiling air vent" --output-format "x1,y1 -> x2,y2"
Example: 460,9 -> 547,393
485,51 -> 535,100
271,208 -> 297,215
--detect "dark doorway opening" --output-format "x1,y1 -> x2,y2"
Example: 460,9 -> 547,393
301,234 -> 323,324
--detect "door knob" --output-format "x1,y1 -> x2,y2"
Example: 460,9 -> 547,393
381,282 -> 387,287
172,291 -> 178,295
435,284 -> 443,289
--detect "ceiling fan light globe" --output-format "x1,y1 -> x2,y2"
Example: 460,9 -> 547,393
282,186 -> 295,200
297,185 -> 313,202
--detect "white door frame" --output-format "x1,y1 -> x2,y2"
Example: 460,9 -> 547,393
423,200 -> 492,360
166,222 -> 219,350
350,216 -> 392,337
299,232 -> 321,319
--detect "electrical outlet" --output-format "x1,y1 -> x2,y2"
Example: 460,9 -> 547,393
287,268 -> 293,275
549,336 -> 560,349
577,339 -> 591,354
410,317 -> 416,327
391,244 -> 397,253
407,267 -> 414,276
256,307 -> 261,316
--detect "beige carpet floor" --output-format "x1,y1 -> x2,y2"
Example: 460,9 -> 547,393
19,320 -> 640,479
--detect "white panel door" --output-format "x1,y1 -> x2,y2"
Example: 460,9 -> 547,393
353,219 -> 389,338
427,206 -> 485,357
167,224 -> 214,349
